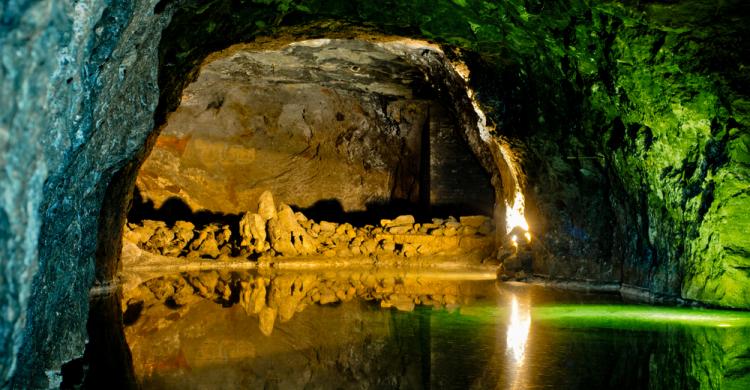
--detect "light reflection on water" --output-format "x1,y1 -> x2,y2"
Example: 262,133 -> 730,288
503,294 -> 531,390
506,295 -> 531,364
122,271 -> 750,389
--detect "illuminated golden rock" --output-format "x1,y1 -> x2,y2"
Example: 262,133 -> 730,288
239,212 -> 267,253
257,190 -> 277,221
188,225 -> 221,258
173,221 -> 195,246
319,221 -> 336,232
381,215 -> 415,228
268,204 -> 319,256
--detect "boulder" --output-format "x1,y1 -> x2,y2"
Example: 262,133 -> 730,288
443,226 -> 458,237
319,221 -> 337,232
361,239 -> 378,255
381,215 -> 415,228
173,221 -> 195,245
257,190 -> 277,221
267,204 -> 319,256
239,212 -> 268,253
189,225 -> 222,258
388,225 -> 411,234
145,226 -> 174,253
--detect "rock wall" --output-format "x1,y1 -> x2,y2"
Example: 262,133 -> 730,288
137,40 -> 426,214
1,0 -> 170,387
136,39 -> 495,217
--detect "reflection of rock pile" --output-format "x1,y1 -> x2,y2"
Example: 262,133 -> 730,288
126,270 -> 480,336
124,191 -> 494,260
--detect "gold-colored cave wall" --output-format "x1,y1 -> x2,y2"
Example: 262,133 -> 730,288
137,85 -> 427,213
136,40 -> 495,216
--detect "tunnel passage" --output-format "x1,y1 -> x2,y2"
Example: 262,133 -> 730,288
115,39 -> 524,352
121,38 -> 515,267
130,39 -> 495,226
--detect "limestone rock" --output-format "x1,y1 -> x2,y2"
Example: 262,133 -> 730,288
125,220 -> 166,246
216,225 -> 232,246
402,243 -> 419,257
189,226 -> 222,258
267,204 -> 318,256
443,226 -> 458,237
257,190 -> 277,221
319,221 -> 337,232
380,240 -> 396,252
362,239 -> 378,255
381,215 -> 415,228
239,212 -> 268,253
145,226 -> 174,254
388,225 -> 411,234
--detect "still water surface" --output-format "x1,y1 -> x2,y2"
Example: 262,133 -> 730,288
123,271 -> 750,389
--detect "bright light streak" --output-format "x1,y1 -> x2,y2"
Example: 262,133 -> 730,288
506,295 -> 531,364
442,56 -> 532,241
505,191 -> 529,235
497,143 -> 531,238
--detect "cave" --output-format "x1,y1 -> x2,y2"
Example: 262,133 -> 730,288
1,0 -> 749,389
129,38 -> 497,226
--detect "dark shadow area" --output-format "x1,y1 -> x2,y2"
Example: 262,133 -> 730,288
61,292 -> 137,390
128,187 -> 241,228
292,198 -> 492,227
130,188 -> 493,229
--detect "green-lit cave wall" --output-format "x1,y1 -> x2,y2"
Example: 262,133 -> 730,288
1,0 -> 748,387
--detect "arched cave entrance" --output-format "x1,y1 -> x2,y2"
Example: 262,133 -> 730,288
129,38 -> 496,228
74,34 -> 532,389
119,36 -> 515,271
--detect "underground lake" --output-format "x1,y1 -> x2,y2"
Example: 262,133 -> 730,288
2,1 -> 749,389
78,271 -> 750,389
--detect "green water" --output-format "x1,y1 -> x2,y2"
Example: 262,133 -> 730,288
424,303 -> 750,389
124,276 -> 750,389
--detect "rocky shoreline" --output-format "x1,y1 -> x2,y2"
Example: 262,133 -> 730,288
124,191 -> 495,261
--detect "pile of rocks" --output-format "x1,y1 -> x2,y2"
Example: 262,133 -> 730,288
124,220 -> 234,259
127,270 -> 465,336
124,191 -> 494,260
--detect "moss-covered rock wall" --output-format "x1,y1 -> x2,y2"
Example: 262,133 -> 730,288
1,0 -> 748,386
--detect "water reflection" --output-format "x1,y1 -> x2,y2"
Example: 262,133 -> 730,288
120,273 -> 750,389
506,295 -> 530,364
